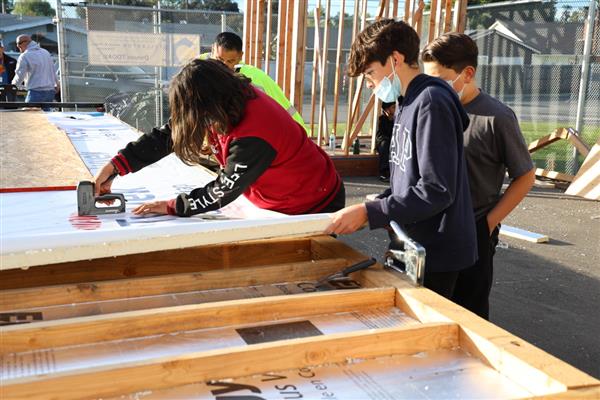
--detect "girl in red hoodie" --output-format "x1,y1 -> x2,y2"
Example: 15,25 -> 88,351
94,59 -> 344,217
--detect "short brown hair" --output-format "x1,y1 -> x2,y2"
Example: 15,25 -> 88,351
421,33 -> 479,72
347,19 -> 420,77
169,59 -> 256,166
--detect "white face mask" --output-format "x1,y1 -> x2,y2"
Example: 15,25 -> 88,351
373,57 -> 402,103
445,73 -> 464,99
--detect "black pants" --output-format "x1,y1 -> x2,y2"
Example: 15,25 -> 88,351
376,139 -> 390,177
423,216 -> 499,320
318,182 -> 346,213
452,216 -> 499,319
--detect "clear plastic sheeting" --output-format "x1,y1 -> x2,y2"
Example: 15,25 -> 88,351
1,112 -> 331,269
112,349 -> 534,400
1,308 -> 417,380
2,282 -> 333,322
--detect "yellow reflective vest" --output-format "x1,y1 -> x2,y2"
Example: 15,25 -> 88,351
199,53 -> 306,131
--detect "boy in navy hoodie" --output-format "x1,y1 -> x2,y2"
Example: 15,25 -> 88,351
327,19 -> 477,299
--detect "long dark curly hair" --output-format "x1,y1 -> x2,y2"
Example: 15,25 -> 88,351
169,58 -> 256,165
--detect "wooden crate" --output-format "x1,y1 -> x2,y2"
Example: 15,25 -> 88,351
1,236 -> 598,399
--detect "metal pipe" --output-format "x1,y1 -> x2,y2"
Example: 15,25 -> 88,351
573,0 -> 597,174
55,0 -> 69,101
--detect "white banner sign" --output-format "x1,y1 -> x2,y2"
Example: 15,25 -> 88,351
88,30 -> 200,67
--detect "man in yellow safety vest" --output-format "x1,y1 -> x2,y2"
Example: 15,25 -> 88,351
199,32 -> 306,131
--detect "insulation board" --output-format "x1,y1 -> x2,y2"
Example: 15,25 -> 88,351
110,349 -> 534,399
0,112 -> 331,270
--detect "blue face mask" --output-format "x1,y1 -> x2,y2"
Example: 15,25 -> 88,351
446,73 -> 464,100
373,58 -> 402,103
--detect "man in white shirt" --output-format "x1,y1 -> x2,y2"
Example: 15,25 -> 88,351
12,35 -> 59,109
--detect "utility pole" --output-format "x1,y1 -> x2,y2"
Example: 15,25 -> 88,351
573,0 -> 597,174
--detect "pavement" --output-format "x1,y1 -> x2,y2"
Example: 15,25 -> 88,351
338,176 -> 600,379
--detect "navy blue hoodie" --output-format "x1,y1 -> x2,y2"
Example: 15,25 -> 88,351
365,74 -> 477,273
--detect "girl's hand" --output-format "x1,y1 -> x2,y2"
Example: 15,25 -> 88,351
132,201 -> 169,216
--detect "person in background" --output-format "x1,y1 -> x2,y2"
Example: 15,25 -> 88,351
199,32 -> 306,131
422,33 -> 535,319
0,40 -> 18,102
375,101 -> 395,182
0,40 -> 17,85
326,19 -> 477,302
12,35 -> 59,109
94,59 -> 344,217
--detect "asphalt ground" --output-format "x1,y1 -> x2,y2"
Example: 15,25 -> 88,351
338,176 -> 600,379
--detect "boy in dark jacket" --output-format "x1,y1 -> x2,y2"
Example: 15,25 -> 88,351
327,19 -> 477,299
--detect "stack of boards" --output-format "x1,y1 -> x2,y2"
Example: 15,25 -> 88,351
0,111 -> 598,399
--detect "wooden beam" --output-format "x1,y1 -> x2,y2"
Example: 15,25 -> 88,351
535,168 -> 575,182
0,237 -> 313,290
435,0 -> 444,38
283,0 -> 295,97
310,5 -> 322,137
393,0 -> 399,18
414,0 -> 425,36
317,0 -> 332,145
2,322 -> 458,400
275,0 -> 288,86
0,258 -> 350,312
243,0 -> 252,63
500,225 -> 549,243
254,0 -> 266,69
290,0 -> 308,115
360,269 -> 600,393
264,0 -> 273,75
566,131 -> 591,157
428,0 -> 438,42
443,0 -> 453,33
565,138 -> 600,200
346,94 -> 375,152
528,128 -> 570,153
344,0 -> 361,148
455,0 -> 468,33
248,0 -> 256,65
0,288 -> 395,354
404,0 -> 411,22
331,0 -> 346,138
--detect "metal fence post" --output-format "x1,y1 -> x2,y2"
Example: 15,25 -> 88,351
573,0 -> 597,174
153,2 -> 163,127
55,0 -> 69,101
222,13 -> 227,32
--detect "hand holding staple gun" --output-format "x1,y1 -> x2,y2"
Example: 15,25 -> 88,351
94,161 -> 120,200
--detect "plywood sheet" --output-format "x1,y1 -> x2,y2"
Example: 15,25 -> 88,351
565,139 -> 600,200
0,111 -> 92,191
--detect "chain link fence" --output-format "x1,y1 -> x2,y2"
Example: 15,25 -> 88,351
58,2 -> 242,133
465,0 -> 599,175
50,0 -> 598,173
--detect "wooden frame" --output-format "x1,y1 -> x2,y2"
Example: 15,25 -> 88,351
243,0 -> 471,158
1,236 -> 598,399
528,127 -> 591,183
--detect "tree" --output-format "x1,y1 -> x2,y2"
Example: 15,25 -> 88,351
198,0 -> 238,12
2,0 -> 15,13
12,0 -> 54,16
